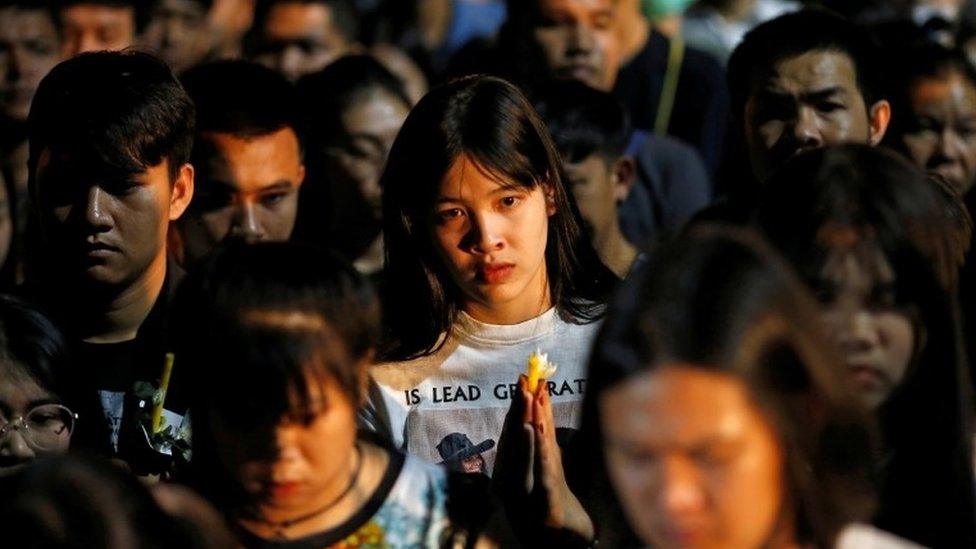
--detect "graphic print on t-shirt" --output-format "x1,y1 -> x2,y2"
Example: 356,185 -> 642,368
364,308 -> 601,477
98,390 -> 125,452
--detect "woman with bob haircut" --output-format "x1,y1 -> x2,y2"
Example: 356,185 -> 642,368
361,75 -> 617,480
176,243 -> 451,546
573,226 -> 898,548
755,144 -> 976,547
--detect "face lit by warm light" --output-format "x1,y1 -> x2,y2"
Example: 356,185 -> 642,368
60,3 -> 135,57
34,151 -> 193,288
530,0 -> 622,91
900,70 -> 976,196
744,50 -> 888,181
430,154 -> 555,322
251,1 -> 350,82
181,128 -> 304,265
0,7 -> 59,122
816,245 -> 915,409
601,366 -> 787,548
212,375 -> 359,514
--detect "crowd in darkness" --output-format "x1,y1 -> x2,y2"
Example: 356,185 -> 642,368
4,0 -> 976,547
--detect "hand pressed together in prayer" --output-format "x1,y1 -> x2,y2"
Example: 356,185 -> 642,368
492,374 -> 594,545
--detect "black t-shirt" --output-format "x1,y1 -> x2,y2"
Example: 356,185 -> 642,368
20,262 -> 187,475
613,30 -> 729,175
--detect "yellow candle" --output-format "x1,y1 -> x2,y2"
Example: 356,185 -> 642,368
151,353 -> 175,434
526,348 -> 557,392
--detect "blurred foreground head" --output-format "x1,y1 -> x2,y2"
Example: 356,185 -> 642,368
578,226 -> 877,548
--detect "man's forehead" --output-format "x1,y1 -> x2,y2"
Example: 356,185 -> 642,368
760,49 -> 859,95
0,8 -> 57,38
536,0 -> 614,15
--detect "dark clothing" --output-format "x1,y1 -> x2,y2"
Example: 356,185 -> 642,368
620,131 -> 713,247
20,260 -> 187,475
613,31 -> 729,175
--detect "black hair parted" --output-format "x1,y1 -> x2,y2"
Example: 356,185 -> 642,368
27,50 -> 194,182
296,54 -> 411,147
379,75 -> 618,360
532,79 -> 632,163
727,8 -> 885,120
252,0 -> 359,42
181,59 -> 304,147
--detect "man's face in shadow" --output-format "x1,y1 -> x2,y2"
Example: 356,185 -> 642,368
743,50 -> 889,181
33,150 -> 192,288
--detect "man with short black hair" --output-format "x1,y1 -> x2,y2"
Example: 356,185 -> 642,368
246,0 -> 357,82
178,60 -> 305,268
691,8 -> 894,226
25,50 -> 194,472
727,8 -> 892,183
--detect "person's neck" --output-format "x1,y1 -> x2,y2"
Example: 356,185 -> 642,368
619,9 -> 652,64
81,253 -> 168,344
717,0 -> 756,22
241,442 -> 390,540
594,225 -> 637,278
654,14 -> 683,39
463,265 -> 552,325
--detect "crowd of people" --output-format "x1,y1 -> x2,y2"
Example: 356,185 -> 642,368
2,0 -> 976,547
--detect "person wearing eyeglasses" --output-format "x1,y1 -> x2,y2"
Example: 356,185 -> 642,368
0,295 -> 79,477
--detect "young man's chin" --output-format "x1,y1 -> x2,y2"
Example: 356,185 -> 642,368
81,263 -> 133,289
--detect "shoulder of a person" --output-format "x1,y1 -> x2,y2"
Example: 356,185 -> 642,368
370,337 -> 459,385
835,524 -> 925,549
638,134 -> 707,166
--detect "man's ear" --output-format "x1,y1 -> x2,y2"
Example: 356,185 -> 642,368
297,163 -> 306,187
868,100 -> 891,146
611,156 -> 636,204
169,162 -> 194,221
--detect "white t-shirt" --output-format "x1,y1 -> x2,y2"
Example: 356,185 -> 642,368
360,307 -> 601,476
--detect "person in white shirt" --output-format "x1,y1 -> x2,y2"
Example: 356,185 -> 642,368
360,75 -> 618,481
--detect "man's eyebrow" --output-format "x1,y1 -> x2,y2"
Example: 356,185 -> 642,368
800,87 -> 847,102
258,181 -> 296,193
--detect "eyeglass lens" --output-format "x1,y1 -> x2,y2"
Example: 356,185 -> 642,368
0,404 -> 74,450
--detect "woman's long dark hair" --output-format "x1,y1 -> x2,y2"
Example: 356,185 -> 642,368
755,144 -> 976,547
572,226 -> 878,548
379,75 -> 617,360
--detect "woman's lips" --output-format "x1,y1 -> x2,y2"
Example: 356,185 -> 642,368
847,364 -> 885,389
478,263 -> 514,284
267,481 -> 304,499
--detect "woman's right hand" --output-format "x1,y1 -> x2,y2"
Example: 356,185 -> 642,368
492,375 -> 594,544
